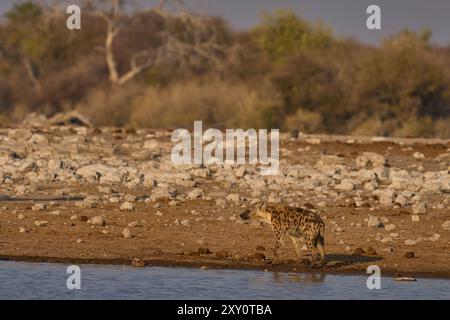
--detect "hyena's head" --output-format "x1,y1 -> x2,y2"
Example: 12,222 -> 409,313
239,202 -> 272,224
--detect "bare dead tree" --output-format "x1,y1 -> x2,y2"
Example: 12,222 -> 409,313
23,58 -> 43,91
89,0 -> 226,86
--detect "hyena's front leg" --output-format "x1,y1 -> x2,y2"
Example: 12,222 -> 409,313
272,228 -> 285,264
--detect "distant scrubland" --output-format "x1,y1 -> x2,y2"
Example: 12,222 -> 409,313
1,1 -> 449,137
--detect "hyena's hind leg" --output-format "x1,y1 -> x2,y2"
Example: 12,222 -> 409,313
304,228 -> 325,267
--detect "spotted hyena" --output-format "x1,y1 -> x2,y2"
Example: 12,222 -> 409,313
240,203 -> 325,265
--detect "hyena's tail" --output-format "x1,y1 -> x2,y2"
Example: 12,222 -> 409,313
316,225 -> 325,260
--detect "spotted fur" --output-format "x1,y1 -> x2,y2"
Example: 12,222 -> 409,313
241,203 -> 325,264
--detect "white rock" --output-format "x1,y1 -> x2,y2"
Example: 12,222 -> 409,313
187,188 -> 204,200
379,189 -> 395,205
368,215 -> 382,228
381,237 -> 392,243
120,202 -> 135,211
87,216 -> 106,226
226,194 -> 241,203
384,224 -> 396,232
405,239 -> 417,246
412,202 -> 427,214
394,195 -> 409,207
124,194 -> 137,202
411,215 -> 420,222
429,234 -> 440,242
336,179 -> 356,191
413,152 -> 425,159
180,219 -> 190,227
27,134 -> 48,145
34,220 -> 48,227
442,220 -> 450,231
31,203 -> 46,211
356,152 -> 386,168
215,198 -> 226,208
235,167 -> 247,177
122,228 -> 132,238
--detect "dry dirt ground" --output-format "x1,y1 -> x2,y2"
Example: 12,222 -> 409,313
0,125 -> 449,278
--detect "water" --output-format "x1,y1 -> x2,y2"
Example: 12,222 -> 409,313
0,260 -> 449,299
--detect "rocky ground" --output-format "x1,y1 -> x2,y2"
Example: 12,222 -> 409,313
0,122 -> 450,278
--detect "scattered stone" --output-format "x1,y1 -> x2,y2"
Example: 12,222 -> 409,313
120,202 -> 135,211
394,195 -> 409,207
34,220 -> 48,227
413,152 -> 425,159
124,194 -> 137,202
127,221 -> 141,228
429,234 -> 440,242
356,152 -> 386,168
442,221 -> 450,231
168,200 -> 178,207
187,188 -> 204,200
131,258 -> 145,268
405,239 -> 417,246
368,215 -> 382,228
235,167 -> 247,177
411,215 -> 420,222
384,224 -> 396,232
412,202 -> 427,214
31,203 -> 46,211
379,190 -> 395,205
394,276 -> 417,282
215,198 -> 226,208
381,237 -> 392,243
87,216 -> 106,226
122,228 -> 132,238
226,194 -> 241,203
180,219 -> 190,227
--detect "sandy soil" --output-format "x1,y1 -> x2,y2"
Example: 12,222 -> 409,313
0,126 -> 449,278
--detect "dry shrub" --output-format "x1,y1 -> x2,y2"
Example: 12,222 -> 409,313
129,80 -> 282,129
392,116 -> 434,138
433,118 -> 450,138
76,84 -> 140,127
284,108 -> 323,133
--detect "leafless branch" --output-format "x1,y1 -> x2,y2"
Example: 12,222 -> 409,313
93,0 -> 225,86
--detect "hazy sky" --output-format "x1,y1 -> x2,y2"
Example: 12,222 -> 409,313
1,0 -> 449,45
